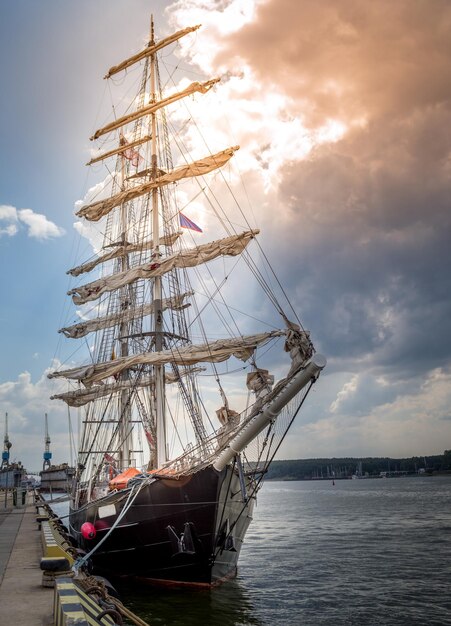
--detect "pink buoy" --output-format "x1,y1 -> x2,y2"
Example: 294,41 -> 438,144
81,522 -> 97,540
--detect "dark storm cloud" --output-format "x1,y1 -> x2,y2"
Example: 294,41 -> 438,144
219,0 -> 451,384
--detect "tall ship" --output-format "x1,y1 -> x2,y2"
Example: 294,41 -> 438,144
49,18 -> 326,586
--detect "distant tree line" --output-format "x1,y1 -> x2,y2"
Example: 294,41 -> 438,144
264,450 -> 451,481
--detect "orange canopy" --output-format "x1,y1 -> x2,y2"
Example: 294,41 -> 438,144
109,467 -> 140,491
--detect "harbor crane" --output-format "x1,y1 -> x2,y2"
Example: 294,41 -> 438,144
43,413 -> 52,470
1,412 -> 12,469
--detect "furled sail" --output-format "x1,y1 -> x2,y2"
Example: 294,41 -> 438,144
91,79 -> 220,141
48,330 -> 285,387
59,292 -> 193,339
68,230 -> 258,305
67,232 -> 181,277
50,367 -> 204,407
104,25 -> 201,79
87,134 -> 152,166
76,146 -> 239,222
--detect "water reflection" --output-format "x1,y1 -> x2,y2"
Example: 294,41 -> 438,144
116,577 -> 263,626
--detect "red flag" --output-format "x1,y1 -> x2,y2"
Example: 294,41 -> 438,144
119,132 -> 142,167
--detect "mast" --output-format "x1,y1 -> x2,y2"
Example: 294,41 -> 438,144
150,15 -> 167,468
118,149 -> 132,469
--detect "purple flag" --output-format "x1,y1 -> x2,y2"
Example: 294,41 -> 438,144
179,212 -> 203,233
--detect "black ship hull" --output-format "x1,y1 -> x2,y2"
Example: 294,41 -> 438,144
69,465 -> 255,586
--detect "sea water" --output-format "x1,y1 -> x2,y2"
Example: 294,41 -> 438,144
51,476 -> 451,625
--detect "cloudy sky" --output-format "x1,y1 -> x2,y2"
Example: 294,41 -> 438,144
1,0 -> 450,471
